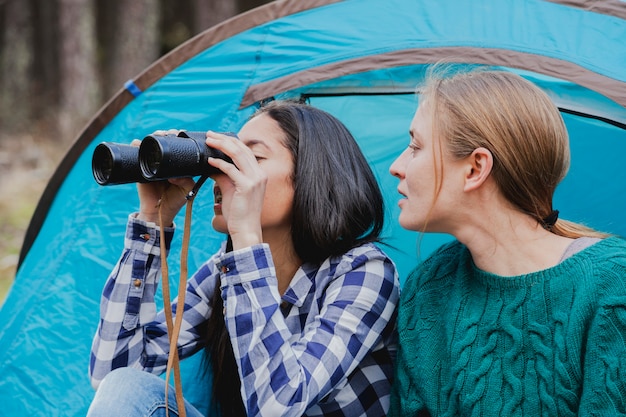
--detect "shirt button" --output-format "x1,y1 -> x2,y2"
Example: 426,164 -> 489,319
140,233 -> 150,241
133,279 -> 142,288
221,266 -> 229,273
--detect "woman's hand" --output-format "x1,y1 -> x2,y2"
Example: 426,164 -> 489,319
205,131 -> 266,249
135,130 -> 196,227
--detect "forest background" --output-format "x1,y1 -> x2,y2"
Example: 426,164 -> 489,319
0,0 -> 272,305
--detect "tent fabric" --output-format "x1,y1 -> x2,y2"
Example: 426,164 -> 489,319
2,0 -> 625,415
19,0 -> 626,264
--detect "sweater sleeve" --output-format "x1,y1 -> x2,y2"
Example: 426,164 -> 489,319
579,296 -> 626,415
388,255 -> 446,417
388,335 -> 425,416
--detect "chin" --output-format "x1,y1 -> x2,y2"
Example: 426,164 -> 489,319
211,217 -> 228,234
399,217 -> 422,232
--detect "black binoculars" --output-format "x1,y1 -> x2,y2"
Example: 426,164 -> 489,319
92,131 -> 234,185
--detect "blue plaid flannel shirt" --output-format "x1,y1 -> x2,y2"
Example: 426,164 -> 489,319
90,215 -> 400,416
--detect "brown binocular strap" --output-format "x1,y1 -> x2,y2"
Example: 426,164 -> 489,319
157,179 -> 207,417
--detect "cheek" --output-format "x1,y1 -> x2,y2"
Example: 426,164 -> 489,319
406,157 -> 436,192
266,183 -> 294,208
263,175 -> 295,215
404,161 -> 422,193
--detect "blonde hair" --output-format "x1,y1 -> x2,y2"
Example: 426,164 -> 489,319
420,67 -> 608,238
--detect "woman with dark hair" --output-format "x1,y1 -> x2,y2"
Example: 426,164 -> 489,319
388,68 -> 626,416
88,101 -> 399,417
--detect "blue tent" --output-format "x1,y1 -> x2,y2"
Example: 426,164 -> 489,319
1,0 -> 625,415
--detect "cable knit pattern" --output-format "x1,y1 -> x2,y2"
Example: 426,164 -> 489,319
389,237 -> 626,417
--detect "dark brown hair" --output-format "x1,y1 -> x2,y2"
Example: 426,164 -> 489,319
204,100 -> 385,415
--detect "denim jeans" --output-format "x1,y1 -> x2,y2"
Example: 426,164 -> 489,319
87,367 -> 206,417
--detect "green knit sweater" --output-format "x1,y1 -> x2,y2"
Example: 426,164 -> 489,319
389,237 -> 626,417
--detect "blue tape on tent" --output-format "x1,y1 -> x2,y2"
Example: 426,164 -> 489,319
124,79 -> 142,97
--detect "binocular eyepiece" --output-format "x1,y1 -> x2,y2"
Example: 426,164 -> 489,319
92,131 -> 234,186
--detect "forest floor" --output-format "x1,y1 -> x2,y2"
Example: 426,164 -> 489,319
0,129 -> 71,306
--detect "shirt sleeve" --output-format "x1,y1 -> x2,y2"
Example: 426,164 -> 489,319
217,244 -> 398,417
88,214 -> 220,389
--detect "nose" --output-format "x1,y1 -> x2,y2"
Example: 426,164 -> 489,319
389,150 -> 406,179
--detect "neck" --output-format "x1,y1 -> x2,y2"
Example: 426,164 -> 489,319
263,229 -> 302,295
449,193 -> 573,276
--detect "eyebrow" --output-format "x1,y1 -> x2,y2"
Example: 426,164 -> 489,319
243,138 -> 270,150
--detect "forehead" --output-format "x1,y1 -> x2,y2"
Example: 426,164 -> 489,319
410,101 -> 433,137
238,113 -> 286,148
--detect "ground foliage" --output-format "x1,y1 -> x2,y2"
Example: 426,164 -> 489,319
0,126 -> 71,304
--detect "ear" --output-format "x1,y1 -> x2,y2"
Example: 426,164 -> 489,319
463,147 -> 494,192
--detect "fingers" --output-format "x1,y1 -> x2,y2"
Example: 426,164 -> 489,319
151,128 -> 183,136
205,131 -> 256,171
168,177 -> 193,186
168,177 -> 196,192
205,130 -> 237,140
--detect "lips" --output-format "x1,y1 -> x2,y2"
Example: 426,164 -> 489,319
213,186 -> 222,204
213,186 -> 223,216
396,187 -> 408,208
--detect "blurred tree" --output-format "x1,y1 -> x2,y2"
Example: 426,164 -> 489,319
0,0 -> 274,141
58,0 -> 100,140
159,0 -> 194,53
238,0 -> 271,13
0,0 -> 34,130
192,0 -> 237,34
100,0 -> 160,99
31,0 -> 60,126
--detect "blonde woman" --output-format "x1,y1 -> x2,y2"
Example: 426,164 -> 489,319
388,69 -> 626,416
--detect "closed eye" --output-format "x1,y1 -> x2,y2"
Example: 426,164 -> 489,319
409,143 -> 420,155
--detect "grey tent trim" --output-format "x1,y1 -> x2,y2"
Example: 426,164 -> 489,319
546,0 -> 626,19
17,0 -> 626,267
241,46 -> 626,108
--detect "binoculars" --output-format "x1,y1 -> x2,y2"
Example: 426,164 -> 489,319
92,131 -> 234,185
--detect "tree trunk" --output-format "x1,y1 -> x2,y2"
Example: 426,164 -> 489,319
237,0 -> 270,14
0,0 -> 34,130
57,0 -> 100,141
31,0 -> 60,124
192,0 -> 238,34
96,0 -> 117,99
104,0 -> 161,99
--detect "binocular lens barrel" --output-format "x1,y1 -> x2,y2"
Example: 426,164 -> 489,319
139,137 -> 164,178
139,132 -> 223,180
91,131 -> 234,186
92,142 -> 145,185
